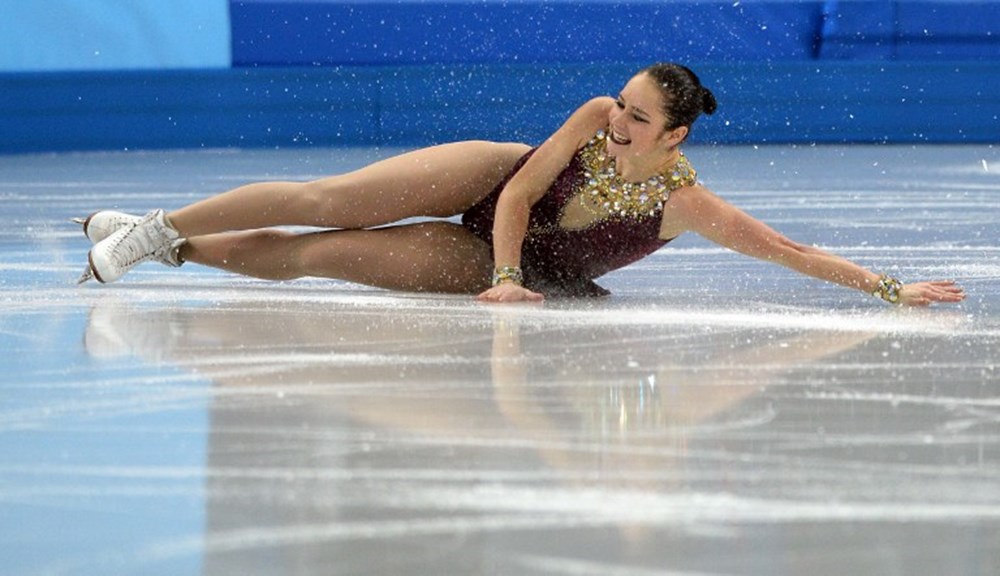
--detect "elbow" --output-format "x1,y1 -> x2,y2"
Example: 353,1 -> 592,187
492,192 -> 531,232
776,236 -> 823,271
778,236 -> 809,254
766,236 -> 810,266
498,189 -> 533,216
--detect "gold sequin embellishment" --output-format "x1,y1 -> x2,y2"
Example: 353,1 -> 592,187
577,130 -> 697,219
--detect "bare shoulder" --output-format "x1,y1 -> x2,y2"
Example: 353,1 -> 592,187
556,97 -> 614,149
576,97 -> 615,130
659,183 -> 727,238
578,96 -> 616,117
666,183 -> 725,213
501,96 -> 612,203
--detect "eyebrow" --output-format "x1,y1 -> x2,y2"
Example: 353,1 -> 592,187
617,93 -> 651,119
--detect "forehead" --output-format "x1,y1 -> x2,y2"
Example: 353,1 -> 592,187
620,74 -> 665,115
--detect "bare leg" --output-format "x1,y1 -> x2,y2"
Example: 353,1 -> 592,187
166,141 -> 530,237
179,222 -> 494,293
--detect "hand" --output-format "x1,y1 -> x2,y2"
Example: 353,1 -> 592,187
897,280 -> 966,307
476,282 -> 544,303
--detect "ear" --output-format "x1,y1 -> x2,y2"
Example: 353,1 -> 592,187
662,126 -> 688,149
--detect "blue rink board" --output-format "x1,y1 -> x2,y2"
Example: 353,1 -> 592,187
229,0 -> 1000,65
2,61 -> 999,153
2,0 -> 999,153
230,0 -> 823,65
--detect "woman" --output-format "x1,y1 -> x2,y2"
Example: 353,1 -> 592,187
76,63 -> 964,306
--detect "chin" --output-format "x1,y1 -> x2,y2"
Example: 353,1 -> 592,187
605,140 -> 626,157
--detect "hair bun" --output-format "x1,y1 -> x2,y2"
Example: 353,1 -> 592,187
700,87 -> 718,116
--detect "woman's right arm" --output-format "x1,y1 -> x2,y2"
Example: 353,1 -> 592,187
477,97 -> 614,303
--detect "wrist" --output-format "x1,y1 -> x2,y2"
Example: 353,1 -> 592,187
871,273 -> 903,304
492,265 -> 524,287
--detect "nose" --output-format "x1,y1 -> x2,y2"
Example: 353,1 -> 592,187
608,106 -> 625,131
609,102 -> 623,120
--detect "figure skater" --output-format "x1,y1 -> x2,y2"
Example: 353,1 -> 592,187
74,63 -> 965,306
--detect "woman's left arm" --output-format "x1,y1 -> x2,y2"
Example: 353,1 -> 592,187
665,185 -> 965,306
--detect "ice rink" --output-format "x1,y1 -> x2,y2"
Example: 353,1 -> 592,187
2,144 -> 999,575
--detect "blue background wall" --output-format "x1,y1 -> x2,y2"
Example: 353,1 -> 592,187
1,0 -> 998,153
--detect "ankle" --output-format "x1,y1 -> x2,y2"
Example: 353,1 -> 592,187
162,212 -> 181,235
172,239 -> 189,266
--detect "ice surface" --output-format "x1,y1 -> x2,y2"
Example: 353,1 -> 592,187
1,145 -> 998,575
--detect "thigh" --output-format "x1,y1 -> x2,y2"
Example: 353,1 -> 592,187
297,221 -> 495,293
309,141 -> 531,227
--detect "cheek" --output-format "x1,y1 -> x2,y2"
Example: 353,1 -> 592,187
630,125 -> 662,149
608,105 -> 626,127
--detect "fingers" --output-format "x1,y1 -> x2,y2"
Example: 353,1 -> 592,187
928,282 -> 966,302
900,280 -> 966,306
476,293 -> 542,303
476,285 -> 545,303
930,282 -> 965,296
933,292 -> 966,302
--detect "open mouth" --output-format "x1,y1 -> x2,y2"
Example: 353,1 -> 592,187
609,129 -> 631,145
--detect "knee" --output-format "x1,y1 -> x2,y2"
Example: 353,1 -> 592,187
301,177 -> 368,229
293,232 -> 373,283
296,180 -> 335,226
229,229 -> 303,281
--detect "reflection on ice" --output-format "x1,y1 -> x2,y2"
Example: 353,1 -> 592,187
4,289 -> 995,575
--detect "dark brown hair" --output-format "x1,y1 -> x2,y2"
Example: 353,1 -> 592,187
641,63 -> 717,133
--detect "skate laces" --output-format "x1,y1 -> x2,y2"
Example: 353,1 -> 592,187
108,211 -> 170,268
105,213 -> 140,230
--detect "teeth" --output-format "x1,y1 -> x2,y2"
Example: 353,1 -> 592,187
610,130 -> 631,145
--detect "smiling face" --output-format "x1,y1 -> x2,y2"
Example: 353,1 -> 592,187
606,73 -> 688,168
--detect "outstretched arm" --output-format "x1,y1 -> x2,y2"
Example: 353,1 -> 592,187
665,185 -> 965,306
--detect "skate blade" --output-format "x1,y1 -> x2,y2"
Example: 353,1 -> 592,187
77,265 -> 96,285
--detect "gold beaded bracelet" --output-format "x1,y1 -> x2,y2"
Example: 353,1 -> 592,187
872,273 -> 903,304
492,266 -> 524,287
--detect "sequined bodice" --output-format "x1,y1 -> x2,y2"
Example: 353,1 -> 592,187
574,130 -> 696,220
461,131 -> 698,296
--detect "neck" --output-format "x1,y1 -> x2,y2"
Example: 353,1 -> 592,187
614,147 -> 682,183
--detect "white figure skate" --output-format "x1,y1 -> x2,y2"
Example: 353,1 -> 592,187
78,209 -> 183,284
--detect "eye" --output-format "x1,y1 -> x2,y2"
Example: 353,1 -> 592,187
615,98 -> 625,109
633,114 -> 649,123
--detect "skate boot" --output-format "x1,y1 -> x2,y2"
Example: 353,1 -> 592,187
79,209 -> 181,284
74,210 -> 186,274
72,211 -> 142,244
